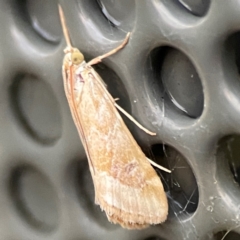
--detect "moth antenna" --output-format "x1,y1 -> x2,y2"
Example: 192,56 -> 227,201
58,4 -> 72,49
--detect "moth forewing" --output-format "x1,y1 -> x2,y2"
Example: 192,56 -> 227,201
59,5 -> 168,229
68,66 -> 168,229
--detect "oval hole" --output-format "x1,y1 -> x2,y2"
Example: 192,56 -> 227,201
10,73 -> 62,145
9,165 -> 59,231
217,135 -> 240,186
149,47 -> 204,118
18,0 -> 62,43
150,144 -> 199,218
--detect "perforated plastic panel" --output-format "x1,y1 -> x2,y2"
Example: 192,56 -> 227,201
1,0 -> 240,239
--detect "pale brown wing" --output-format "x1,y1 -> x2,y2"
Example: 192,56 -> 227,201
68,66 -> 168,229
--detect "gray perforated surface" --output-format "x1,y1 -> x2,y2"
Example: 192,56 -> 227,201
1,0 -> 240,239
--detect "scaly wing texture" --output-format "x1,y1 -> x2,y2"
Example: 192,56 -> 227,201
66,65 -> 168,229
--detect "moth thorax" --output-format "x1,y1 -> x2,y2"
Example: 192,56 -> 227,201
71,48 -> 84,65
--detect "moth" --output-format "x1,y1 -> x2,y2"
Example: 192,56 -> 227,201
59,5 -> 169,229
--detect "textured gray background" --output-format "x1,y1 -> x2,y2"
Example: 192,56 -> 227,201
0,0 -> 240,239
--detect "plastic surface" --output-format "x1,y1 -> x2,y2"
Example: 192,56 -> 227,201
1,0 -> 240,239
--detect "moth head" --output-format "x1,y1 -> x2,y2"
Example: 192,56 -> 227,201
71,48 -> 84,65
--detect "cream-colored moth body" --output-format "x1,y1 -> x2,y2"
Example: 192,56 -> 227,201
59,5 -> 168,229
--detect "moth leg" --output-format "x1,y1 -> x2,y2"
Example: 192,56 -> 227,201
114,102 -> 156,136
76,83 -> 84,107
146,158 -> 171,173
87,32 -> 130,66
62,66 -> 71,98
114,98 -> 120,101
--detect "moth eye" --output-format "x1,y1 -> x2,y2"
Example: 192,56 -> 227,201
71,51 -> 84,65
